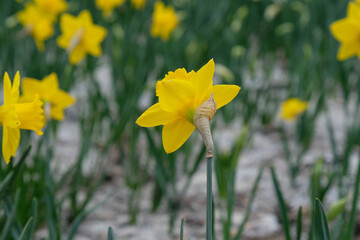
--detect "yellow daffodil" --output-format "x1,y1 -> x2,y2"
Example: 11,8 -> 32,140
150,1 -> 178,41
33,0 -> 68,21
17,3 -> 54,51
57,10 -> 107,65
95,0 -> 126,17
131,0 -> 146,10
0,72 -> 45,164
280,98 -> 308,121
136,59 -> 240,153
20,73 -> 75,121
330,0 -> 360,61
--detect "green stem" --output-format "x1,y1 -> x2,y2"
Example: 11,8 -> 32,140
347,150 -> 360,240
206,156 -> 213,240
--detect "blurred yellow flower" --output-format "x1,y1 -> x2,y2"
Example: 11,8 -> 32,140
131,0 -> 146,9
0,72 -> 45,164
136,59 -> 240,153
33,0 -> 68,21
150,1 -> 178,41
57,10 -> 107,65
20,73 -> 76,121
95,0 -> 125,17
280,98 -> 308,121
330,0 -> 360,61
17,3 -> 54,51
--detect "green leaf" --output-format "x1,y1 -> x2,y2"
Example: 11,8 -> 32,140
233,166 -> 264,240
18,217 -> 34,240
270,166 -> 291,240
326,196 -> 348,222
0,146 -> 31,200
0,171 -> 14,200
27,198 -> 38,240
67,192 -> 112,240
107,227 -> 115,240
45,187 -> 61,240
1,190 -> 20,240
180,218 -> 184,240
313,198 -> 331,240
296,207 -> 302,240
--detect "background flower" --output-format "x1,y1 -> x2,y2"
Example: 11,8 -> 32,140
20,73 -> 75,121
330,0 -> 360,61
95,0 -> 125,18
57,10 -> 107,64
280,98 -> 308,121
150,1 -> 178,41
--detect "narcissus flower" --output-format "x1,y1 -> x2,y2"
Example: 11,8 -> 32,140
131,0 -> 146,9
95,0 -> 125,17
57,10 -> 107,65
150,1 -> 178,41
33,0 -> 68,21
20,73 -> 75,121
17,3 -> 54,51
136,59 -> 240,153
280,98 -> 308,121
330,0 -> 360,61
0,72 -> 45,164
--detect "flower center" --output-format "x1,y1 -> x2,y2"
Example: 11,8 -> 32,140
67,27 -> 85,53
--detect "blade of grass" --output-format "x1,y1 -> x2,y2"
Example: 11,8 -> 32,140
17,217 -> 33,240
270,166 -> 292,240
233,166 -> 264,240
180,218 -> 184,240
346,151 -> 360,240
313,198 -> 331,240
107,227 -> 115,240
67,192 -> 112,240
296,207 -> 302,240
1,190 -> 20,240
45,187 -> 61,240
27,199 -> 38,240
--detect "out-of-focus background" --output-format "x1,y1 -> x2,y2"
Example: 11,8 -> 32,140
1,0 -> 359,239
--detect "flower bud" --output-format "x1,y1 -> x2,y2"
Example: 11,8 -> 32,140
193,94 -> 216,158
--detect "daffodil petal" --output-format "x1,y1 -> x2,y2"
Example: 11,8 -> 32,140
52,90 -> 76,107
136,103 -> 177,127
191,59 -> 214,104
50,105 -> 65,121
348,2 -> 360,19
69,45 -> 87,64
162,118 -> 195,153
3,72 -> 12,105
11,71 -> 20,102
2,126 -> 20,164
337,42 -> 360,61
330,19 -> 360,43
43,73 -> 59,91
158,79 -> 195,112
212,85 -> 240,109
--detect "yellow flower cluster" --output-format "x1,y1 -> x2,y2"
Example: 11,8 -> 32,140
95,0 -> 126,18
131,0 -> 146,9
280,98 -> 308,121
17,0 -> 67,51
137,59 -> 240,153
0,72 -> 75,164
150,1 -> 178,41
57,10 -> 107,65
330,0 -> 360,61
